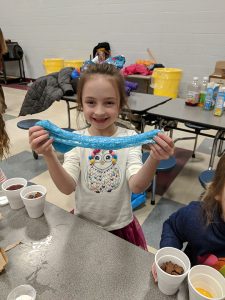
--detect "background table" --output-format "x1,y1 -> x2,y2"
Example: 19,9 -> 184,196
146,98 -> 225,168
62,93 -> 171,129
0,202 -> 178,300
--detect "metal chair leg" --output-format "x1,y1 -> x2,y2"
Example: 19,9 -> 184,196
192,133 -> 199,158
151,174 -> 156,205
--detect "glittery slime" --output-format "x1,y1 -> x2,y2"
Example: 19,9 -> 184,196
36,120 -> 161,153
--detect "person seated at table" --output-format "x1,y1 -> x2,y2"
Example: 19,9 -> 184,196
29,63 -> 174,251
152,154 -> 225,279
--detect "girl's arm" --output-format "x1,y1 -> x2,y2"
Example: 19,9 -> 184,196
160,214 -> 184,250
29,126 -> 76,194
129,133 -> 174,194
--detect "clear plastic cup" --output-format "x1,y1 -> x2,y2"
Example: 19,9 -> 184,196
7,284 -> 36,300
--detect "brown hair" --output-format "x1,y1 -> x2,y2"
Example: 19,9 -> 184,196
76,63 -> 129,116
0,28 -> 8,56
0,113 -> 10,160
201,154 -> 225,224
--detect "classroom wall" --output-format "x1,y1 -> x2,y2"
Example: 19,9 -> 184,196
1,0 -> 225,97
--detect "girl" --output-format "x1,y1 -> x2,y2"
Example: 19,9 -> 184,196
0,103 -> 10,184
157,154 -> 225,277
0,28 -> 8,113
29,63 -> 174,250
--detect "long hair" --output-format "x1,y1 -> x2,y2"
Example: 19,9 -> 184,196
201,154 -> 225,224
0,113 -> 10,160
0,28 -> 8,56
76,63 -> 131,128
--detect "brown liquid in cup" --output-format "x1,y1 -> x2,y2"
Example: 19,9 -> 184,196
27,192 -> 43,199
6,184 -> 24,190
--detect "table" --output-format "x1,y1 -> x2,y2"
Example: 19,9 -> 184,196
125,74 -> 152,94
62,93 -> 171,129
0,202 -> 178,300
146,98 -> 225,168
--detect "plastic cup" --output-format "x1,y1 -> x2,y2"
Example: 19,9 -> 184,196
155,247 -> 191,295
7,284 -> 36,300
188,265 -> 225,300
20,185 -> 47,218
1,178 -> 27,210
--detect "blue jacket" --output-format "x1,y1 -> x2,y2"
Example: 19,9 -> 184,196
160,201 -> 225,268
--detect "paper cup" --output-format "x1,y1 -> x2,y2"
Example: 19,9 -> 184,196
188,265 -> 225,300
7,284 -> 36,300
155,247 -> 191,295
1,178 -> 27,210
20,185 -> 47,218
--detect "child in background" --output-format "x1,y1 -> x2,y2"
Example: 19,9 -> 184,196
157,154 -> 225,277
29,63 -> 174,250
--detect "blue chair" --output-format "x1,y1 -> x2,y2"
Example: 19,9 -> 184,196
199,169 -> 215,189
17,119 -> 75,159
17,119 -> 41,159
142,152 -> 176,205
131,192 -> 147,210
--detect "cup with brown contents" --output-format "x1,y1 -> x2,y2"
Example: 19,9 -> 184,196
1,178 -> 27,209
20,185 -> 47,218
155,247 -> 191,295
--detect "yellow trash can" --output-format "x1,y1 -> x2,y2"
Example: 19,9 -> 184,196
43,58 -> 64,75
152,68 -> 182,98
64,60 -> 84,71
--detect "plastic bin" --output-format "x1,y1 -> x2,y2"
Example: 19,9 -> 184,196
152,68 -> 182,98
43,58 -> 64,75
64,60 -> 84,71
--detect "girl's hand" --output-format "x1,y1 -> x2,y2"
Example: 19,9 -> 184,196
151,262 -> 158,283
29,126 -> 54,157
149,132 -> 174,161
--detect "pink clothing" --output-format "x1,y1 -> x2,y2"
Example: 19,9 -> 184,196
110,215 -> 148,251
121,64 -> 152,76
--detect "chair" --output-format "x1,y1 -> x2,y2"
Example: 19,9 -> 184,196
17,119 -> 75,160
174,122 -> 209,158
142,152 -> 176,205
199,170 -> 215,189
17,119 -> 40,159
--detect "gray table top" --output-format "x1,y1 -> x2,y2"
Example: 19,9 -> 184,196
0,202 -> 178,300
62,93 -> 171,114
147,98 -> 225,131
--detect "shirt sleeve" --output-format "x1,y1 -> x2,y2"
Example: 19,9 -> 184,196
62,147 -> 81,184
160,204 -> 191,249
126,131 -> 143,181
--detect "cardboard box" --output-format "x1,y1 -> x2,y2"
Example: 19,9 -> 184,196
209,61 -> 225,87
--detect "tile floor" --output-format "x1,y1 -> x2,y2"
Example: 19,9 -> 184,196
1,86 -> 219,253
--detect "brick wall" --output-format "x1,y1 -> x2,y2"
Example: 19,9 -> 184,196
1,0 -> 225,97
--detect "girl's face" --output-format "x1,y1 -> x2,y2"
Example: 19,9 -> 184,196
82,75 -> 120,136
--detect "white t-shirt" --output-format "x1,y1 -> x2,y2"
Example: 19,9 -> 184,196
63,126 -> 143,231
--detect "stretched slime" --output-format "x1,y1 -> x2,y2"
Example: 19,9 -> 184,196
36,120 -> 161,153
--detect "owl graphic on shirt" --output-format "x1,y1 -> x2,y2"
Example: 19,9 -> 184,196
86,149 -> 121,193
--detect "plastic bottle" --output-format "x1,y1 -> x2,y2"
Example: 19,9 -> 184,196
185,77 -> 200,106
198,77 -> 209,107
214,87 -> 225,116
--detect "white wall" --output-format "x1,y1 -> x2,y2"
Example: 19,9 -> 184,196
1,0 -> 225,97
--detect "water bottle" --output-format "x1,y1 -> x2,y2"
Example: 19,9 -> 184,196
199,77 -> 209,107
214,87 -> 225,116
185,77 -> 200,106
